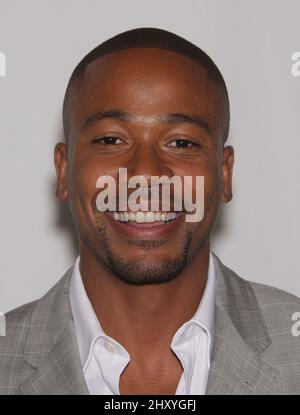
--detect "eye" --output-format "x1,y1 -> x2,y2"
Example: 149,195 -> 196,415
168,138 -> 196,148
92,136 -> 124,145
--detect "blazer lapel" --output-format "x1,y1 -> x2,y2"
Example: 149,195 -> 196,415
206,254 -> 277,395
206,306 -> 277,394
20,269 -> 89,395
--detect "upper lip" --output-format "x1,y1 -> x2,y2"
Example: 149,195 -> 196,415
100,209 -> 187,216
105,210 -> 185,224
105,210 -> 184,215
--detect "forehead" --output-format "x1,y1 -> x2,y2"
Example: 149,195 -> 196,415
70,47 -> 224,138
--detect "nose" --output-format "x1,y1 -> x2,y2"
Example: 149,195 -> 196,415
117,142 -> 178,212
125,143 -> 173,182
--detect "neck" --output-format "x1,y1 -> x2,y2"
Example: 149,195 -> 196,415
79,242 -> 210,357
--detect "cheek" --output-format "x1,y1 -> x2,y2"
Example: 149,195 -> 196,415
69,156 -> 118,217
195,170 -> 221,226
203,177 -> 220,220
174,162 -> 220,205
204,169 -> 220,199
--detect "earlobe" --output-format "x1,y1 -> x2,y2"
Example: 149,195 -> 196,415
221,145 -> 234,203
54,143 -> 69,200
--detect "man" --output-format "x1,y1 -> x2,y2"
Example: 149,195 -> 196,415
0,27 -> 300,395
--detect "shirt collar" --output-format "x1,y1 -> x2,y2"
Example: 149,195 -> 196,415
69,252 -> 216,368
171,252 -> 216,367
191,251 -> 215,332
69,256 -> 104,367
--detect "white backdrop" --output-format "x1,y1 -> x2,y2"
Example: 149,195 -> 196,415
0,0 -> 299,313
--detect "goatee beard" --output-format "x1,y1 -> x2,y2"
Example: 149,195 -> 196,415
96,223 -> 193,285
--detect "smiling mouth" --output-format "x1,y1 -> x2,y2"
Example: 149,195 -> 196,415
107,211 -> 178,224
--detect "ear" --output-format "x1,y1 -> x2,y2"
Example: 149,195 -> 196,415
221,145 -> 234,203
54,143 -> 68,200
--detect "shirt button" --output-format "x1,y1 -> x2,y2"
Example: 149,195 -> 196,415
104,340 -> 115,352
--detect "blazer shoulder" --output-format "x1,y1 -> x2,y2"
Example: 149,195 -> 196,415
0,300 -> 39,394
248,279 -> 300,339
2,299 -> 37,341
249,280 -> 300,394
249,279 -> 300,308
221,259 -> 300,328
0,268 -> 73,394
247,279 -> 300,342
2,266 -> 73,340
217,256 -> 300,391
216,255 -> 300,309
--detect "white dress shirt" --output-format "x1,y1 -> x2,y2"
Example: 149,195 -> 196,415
69,252 -> 216,395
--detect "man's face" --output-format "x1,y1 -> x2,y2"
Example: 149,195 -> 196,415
55,47 -> 234,284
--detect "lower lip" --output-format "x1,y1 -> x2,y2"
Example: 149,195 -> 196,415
104,213 -> 185,238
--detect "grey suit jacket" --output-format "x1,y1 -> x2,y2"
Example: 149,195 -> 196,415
1,252 -> 300,395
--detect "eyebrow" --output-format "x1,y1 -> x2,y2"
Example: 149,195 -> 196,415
80,109 -> 212,136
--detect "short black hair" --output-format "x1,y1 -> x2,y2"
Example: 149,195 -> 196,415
63,27 -> 230,142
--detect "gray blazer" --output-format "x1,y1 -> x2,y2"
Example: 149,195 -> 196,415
1,252 -> 300,395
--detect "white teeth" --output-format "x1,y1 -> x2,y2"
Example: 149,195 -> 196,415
136,212 -> 145,223
129,212 -> 135,221
155,212 -> 161,221
160,213 -> 166,221
112,211 -> 177,223
145,212 -> 155,223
